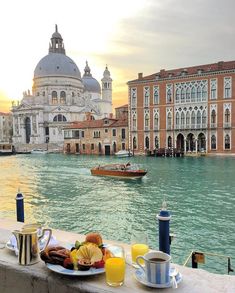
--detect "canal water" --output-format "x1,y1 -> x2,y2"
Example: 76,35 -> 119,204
0,154 -> 234,274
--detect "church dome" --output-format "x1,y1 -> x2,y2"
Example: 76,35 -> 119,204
34,25 -> 81,79
82,61 -> 101,93
34,53 -> 81,79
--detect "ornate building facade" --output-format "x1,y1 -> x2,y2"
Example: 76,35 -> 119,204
11,25 -> 112,147
128,61 -> 235,155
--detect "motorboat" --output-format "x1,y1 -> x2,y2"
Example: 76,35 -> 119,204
31,149 -> 48,154
0,143 -> 15,156
90,162 -> 147,179
115,150 -> 133,158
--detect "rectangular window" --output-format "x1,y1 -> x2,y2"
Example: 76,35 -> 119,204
82,144 -> 85,150
112,129 -> 116,136
75,143 -> 79,153
81,131 -> 84,138
105,129 -> 108,133
91,143 -> 94,150
121,128 -> 125,139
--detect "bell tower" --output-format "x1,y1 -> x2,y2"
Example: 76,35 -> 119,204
101,65 -> 112,102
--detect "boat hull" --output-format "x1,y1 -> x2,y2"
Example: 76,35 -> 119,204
91,168 -> 147,179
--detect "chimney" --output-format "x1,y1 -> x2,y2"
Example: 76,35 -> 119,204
85,112 -> 91,121
138,72 -> 143,79
109,113 -> 113,119
218,61 -> 224,70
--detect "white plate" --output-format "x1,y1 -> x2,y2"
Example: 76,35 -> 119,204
46,263 -> 105,276
134,267 -> 182,289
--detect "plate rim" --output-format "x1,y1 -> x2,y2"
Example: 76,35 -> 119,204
46,262 -> 105,276
134,267 -> 182,288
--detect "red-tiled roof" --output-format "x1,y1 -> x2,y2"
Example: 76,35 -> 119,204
65,118 -> 127,129
115,104 -> 128,109
0,112 -> 11,115
128,60 -> 235,83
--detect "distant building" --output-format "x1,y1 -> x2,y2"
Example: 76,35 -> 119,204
128,61 -> 235,155
63,112 -> 128,155
115,104 -> 128,120
11,25 -> 112,148
0,112 -> 13,143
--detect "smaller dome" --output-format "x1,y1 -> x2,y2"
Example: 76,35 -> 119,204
82,76 -> 101,94
82,61 -> 101,93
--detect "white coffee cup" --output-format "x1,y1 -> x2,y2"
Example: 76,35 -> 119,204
136,251 -> 171,285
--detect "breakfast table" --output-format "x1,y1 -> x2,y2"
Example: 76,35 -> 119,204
0,218 -> 234,293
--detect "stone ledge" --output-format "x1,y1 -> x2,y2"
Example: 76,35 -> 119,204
0,219 -> 235,293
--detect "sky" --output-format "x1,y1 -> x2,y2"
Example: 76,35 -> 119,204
0,0 -> 235,113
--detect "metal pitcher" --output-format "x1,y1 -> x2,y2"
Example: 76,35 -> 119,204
12,228 -> 52,265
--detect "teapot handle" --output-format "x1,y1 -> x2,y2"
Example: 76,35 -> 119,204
39,228 -> 52,252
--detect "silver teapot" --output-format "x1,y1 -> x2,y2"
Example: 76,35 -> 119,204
12,227 -> 52,265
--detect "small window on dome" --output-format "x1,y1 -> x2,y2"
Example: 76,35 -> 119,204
57,66 -> 59,69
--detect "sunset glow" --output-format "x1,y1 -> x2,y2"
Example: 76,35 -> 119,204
1,0 -> 235,113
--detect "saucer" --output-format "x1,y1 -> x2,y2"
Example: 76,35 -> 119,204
134,268 -> 182,289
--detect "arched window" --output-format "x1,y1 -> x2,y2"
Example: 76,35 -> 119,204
211,135 -> 216,150
53,114 -> 67,122
145,114 -> 149,129
186,111 -> 190,127
191,111 -> 195,127
211,109 -> 216,124
167,89 -> 172,103
186,87 -> 190,102
211,84 -> 216,99
191,87 -> 196,102
132,114 -> 137,130
225,82 -> 231,98
175,112 -> 180,127
60,91 -> 66,104
131,89 -> 137,107
175,89 -> 180,103
154,113 -> 159,130
144,90 -> 149,107
181,112 -> 185,127
168,136 -> 172,148
197,111 -> 201,127
153,87 -> 159,104
181,88 -> 185,103
133,137 -> 137,149
155,136 -> 159,149
225,108 -> 230,123
225,134 -> 230,149
145,136 -> 149,149
202,86 -> 207,100
167,112 -> 172,129
52,91 -> 58,104
197,86 -> 202,101
202,110 -> 206,126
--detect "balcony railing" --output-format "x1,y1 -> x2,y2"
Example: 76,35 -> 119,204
144,126 -> 150,131
224,122 -> 231,128
210,123 -> 217,129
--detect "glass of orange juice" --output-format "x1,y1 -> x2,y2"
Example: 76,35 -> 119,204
105,245 -> 125,287
131,231 -> 149,267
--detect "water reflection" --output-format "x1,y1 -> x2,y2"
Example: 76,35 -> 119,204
0,154 -> 235,274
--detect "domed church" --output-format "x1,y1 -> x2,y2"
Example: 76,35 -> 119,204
11,25 -> 112,146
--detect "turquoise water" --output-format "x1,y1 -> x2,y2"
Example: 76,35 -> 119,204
0,154 -> 234,274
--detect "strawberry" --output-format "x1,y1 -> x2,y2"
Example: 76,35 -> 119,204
92,260 -> 105,269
